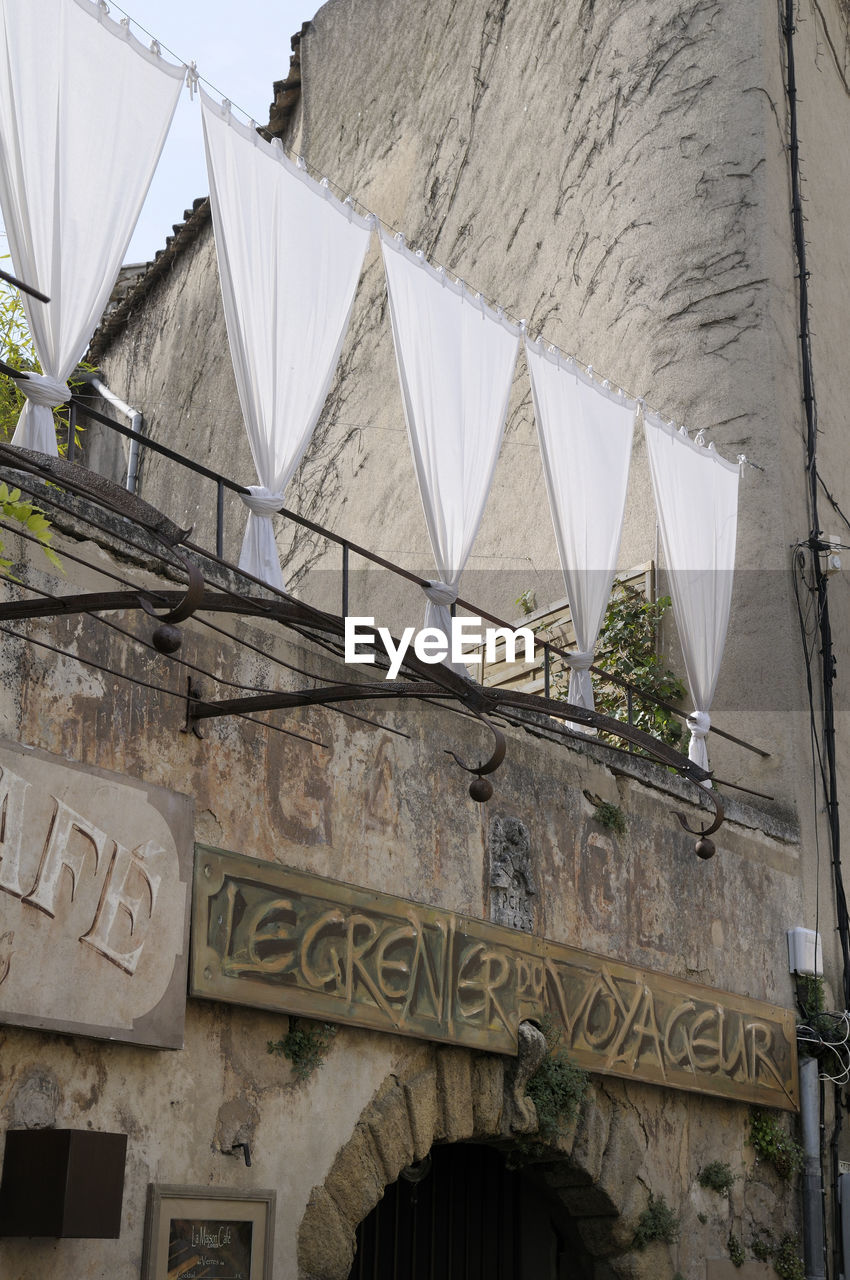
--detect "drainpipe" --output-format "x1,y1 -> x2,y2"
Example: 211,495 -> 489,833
800,1056 -> 826,1279
76,371 -> 144,494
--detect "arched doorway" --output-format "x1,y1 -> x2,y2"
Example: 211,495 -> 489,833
349,1141 -> 594,1279
298,1045 -> 664,1280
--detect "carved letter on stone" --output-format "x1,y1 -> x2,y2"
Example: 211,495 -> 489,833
0,765 -> 33,897
24,797 -> 110,917
488,816 -> 536,933
81,839 -> 164,974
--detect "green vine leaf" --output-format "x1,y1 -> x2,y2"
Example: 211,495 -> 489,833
0,481 -> 63,579
632,1193 -> 680,1249
748,1109 -> 803,1181
512,1014 -> 588,1163
592,588 -> 685,747
268,1017 -> 337,1081
542,585 -> 685,749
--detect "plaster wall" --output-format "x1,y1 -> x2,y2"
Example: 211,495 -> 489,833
89,0 -> 826,811
0,489 -> 802,1277
65,0 -> 850,1258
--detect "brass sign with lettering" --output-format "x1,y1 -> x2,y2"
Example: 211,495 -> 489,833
191,848 -> 798,1110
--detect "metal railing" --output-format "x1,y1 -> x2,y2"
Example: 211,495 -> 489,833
68,394 -> 770,772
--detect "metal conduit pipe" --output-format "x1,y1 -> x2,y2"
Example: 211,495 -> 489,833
800,1056 -> 826,1279
76,371 -> 144,494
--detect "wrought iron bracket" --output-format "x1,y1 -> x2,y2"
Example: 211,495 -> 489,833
674,792 -> 725,860
181,679 -> 205,739
139,557 -> 205,654
0,441 -> 727,854
444,709 -> 506,803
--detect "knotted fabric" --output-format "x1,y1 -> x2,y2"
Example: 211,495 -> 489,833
525,341 -> 636,724
202,93 -> 371,589
566,649 -> 595,710
686,710 -> 711,779
0,0 -> 184,453
380,226 -> 520,673
644,412 -> 739,789
238,486 -> 286,590
421,580 -> 466,674
12,373 -> 71,455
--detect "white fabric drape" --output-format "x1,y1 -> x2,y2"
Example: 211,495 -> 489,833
0,0 -> 184,454
644,412 -> 739,782
380,228 -> 520,672
202,94 -> 372,589
527,342 -> 636,718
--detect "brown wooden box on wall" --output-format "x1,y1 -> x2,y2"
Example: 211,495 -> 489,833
0,1129 -> 127,1237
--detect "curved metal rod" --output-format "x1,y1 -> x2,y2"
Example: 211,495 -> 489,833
445,710 -> 506,777
487,685 -> 726,846
139,557 -> 205,625
673,790 -> 725,838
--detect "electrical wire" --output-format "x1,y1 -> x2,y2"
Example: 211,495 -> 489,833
0,488 -> 414,738
783,5 -> 850,1274
0,618 -> 330,748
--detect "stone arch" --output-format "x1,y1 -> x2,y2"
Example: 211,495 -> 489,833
297,1041 -> 677,1280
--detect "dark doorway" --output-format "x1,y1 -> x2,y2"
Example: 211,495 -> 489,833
349,1141 -> 593,1279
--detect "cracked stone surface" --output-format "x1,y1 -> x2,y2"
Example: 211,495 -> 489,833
15,1 -> 844,1277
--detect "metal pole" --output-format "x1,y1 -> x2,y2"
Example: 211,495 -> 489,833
67,401 -> 77,463
216,482 -> 224,560
800,1056 -> 826,1279
75,372 -> 144,492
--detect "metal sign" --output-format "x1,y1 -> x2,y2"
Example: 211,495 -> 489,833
191,847 -> 798,1110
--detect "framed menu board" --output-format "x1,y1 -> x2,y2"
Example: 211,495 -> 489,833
141,1185 -> 276,1280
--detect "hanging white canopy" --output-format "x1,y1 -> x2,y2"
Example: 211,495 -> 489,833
527,341 -> 636,718
202,93 -> 372,589
644,412 -> 739,782
0,0 -> 185,454
379,228 -> 521,670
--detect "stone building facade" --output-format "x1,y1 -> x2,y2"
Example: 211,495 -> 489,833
4,0 -> 850,1276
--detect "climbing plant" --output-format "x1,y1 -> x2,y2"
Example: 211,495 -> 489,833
513,1014 -> 588,1160
0,275 -> 80,578
698,1160 -> 736,1195
632,1192 -> 680,1249
748,1109 -> 803,1181
0,483 -> 61,579
727,1231 -> 745,1266
592,587 -> 685,747
268,1017 -> 337,1081
772,1233 -> 805,1280
588,796 -> 627,835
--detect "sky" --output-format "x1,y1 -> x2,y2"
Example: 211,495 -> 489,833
109,0 -> 319,263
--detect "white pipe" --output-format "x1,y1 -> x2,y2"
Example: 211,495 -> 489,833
77,372 -> 144,494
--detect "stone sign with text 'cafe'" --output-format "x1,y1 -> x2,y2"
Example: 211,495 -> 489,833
192,848 -> 799,1110
0,740 -> 193,1049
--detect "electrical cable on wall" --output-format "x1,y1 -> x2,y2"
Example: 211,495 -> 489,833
782,2 -> 849,1276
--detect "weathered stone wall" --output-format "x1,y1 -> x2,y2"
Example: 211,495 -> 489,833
284,0 -> 813,810
298,1048 -> 800,1280
0,483 -> 801,1277
49,0 -> 850,1268
89,0 -> 820,811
